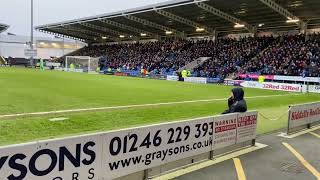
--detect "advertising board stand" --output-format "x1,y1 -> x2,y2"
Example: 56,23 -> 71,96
287,102 -> 320,134
0,112 -> 259,180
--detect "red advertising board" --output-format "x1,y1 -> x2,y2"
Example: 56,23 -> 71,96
213,114 -> 238,150
236,111 -> 258,143
262,82 -> 302,92
239,81 -> 306,92
114,72 -> 128,76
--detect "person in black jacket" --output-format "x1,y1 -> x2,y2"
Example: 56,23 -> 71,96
222,88 -> 247,114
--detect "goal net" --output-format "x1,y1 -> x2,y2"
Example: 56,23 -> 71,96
65,56 -> 99,73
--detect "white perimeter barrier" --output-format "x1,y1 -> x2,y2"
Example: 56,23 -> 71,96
287,102 -> 320,134
308,85 -> 320,93
64,68 -> 84,73
46,62 -> 61,67
184,77 -> 207,84
54,67 -> 64,71
0,111 -> 258,180
166,75 -> 179,81
239,81 -> 307,93
274,75 -> 320,83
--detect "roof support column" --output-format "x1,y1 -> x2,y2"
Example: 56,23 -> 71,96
210,29 -> 217,41
299,21 -> 307,35
253,26 -> 258,37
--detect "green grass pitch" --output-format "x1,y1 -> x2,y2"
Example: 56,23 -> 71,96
0,67 -> 319,146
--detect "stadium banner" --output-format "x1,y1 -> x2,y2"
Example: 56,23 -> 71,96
261,82 -> 305,92
238,74 -> 275,80
65,68 -> 84,73
308,85 -> 320,93
238,74 -> 320,83
54,67 -> 64,71
148,74 -> 167,80
45,62 -> 61,67
288,102 -> 320,134
207,78 -> 221,84
224,79 -> 244,86
236,111 -> 258,143
240,81 -> 306,92
213,114 -> 238,150
166,75 -> 179,81
101,117 -> 214,179
240,81 -> 263,89
184,77 -> 207,84
114,72 -> 129,76
274,75 -> 320,83
0,134 -> 103,180
104,71 -> 114,75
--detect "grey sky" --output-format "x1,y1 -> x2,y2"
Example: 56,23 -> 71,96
0,0 -> 168,36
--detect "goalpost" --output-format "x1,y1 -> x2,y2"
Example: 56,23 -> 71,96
65,56 -> 100,73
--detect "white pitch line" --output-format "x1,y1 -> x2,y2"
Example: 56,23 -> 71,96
49,117 -> 69,122
0,93 -> 300,119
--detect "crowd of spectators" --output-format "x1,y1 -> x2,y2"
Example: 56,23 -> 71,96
238,33 -> 320,77
195,36 -> 275,78
69,33 -> 320,78
75,40 -> 222,75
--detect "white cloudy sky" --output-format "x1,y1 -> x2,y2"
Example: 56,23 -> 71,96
0,0 -> 168,36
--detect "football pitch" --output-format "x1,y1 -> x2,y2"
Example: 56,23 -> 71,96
0,67 -> 319,146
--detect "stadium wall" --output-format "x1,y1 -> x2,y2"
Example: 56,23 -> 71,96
0,111 -> 258,180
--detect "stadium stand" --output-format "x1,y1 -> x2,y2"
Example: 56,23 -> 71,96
195,36 -> 275,78
53,34 -> 320,78
35,0 -> 320,78
240,33 -> 320,76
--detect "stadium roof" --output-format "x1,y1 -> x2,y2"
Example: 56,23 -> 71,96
0,23 -> 9,33
36,0 -> 320,43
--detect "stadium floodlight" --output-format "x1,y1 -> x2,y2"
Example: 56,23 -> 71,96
140,33 -> 147,37
196,27 -> 205,32
286,19 -> 299,23
165,31 -> 173,35
119,35 -> 125,38
234,23 -> 245,28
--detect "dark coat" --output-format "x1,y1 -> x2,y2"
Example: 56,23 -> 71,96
222,88 -> 247,114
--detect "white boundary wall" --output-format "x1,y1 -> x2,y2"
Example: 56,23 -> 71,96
184,77 -> 207,84
308,85 -> 320,93
273,75 -> 320,83
0,111 -> 258,180
166,75 -> 179,81
287,102 -> 320,134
